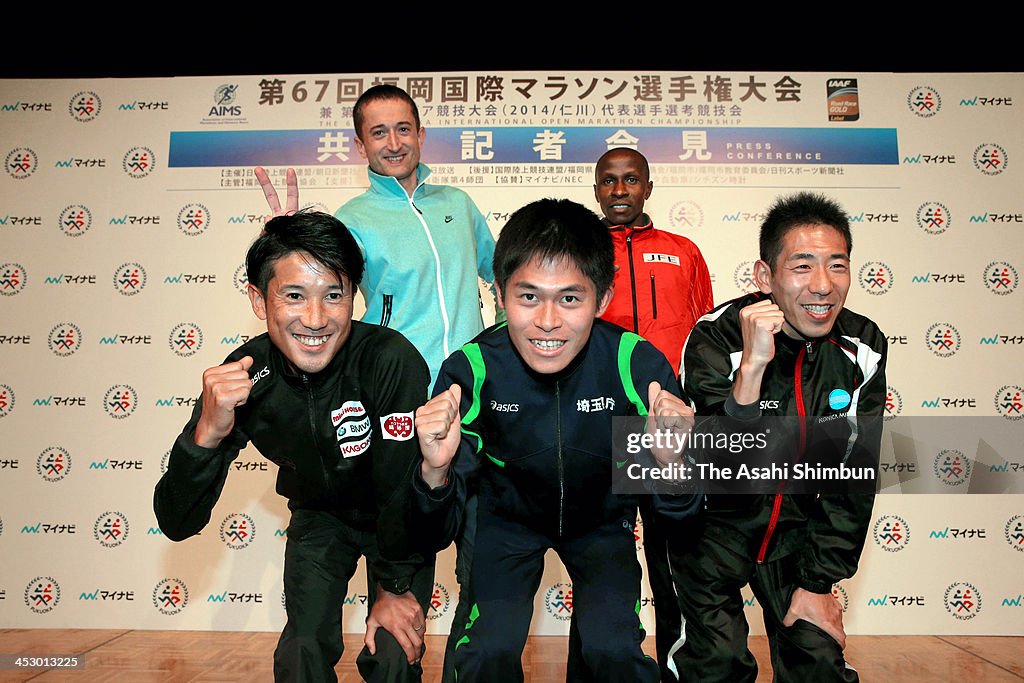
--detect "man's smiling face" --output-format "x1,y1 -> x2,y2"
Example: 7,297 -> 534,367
594,148 -> 653,228
248,251 -> 353,373
498,256 -> 611,374
354,98 -> 425,196
754,223 -> 851,339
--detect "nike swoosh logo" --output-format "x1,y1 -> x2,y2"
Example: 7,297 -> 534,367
445,216 -> 454,223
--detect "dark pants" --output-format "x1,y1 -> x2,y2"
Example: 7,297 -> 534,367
450,508 -> 660,683
668,528 -> 858,683
566,501 -> 683,682
273,509 -> 434,683
441,496 -> 477,683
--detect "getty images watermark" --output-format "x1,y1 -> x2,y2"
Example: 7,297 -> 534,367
613,416 -> 1024,496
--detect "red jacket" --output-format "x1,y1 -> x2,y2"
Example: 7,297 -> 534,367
601,217 -> 714,372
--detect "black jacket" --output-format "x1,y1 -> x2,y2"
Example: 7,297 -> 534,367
413,319 -> 701,549
154,321 -> 430,583
681,292 -> 887,593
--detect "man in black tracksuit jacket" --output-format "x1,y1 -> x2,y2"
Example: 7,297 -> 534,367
412,199 -> 701,683
154,212 -> 433,683
670,193 -> 887,682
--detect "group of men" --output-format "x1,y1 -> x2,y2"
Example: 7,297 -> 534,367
155,84 -> 887,683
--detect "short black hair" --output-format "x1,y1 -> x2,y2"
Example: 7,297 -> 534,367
353,84 -> 420,140
759,192 -> 852,269
246,211 -> 364,293
594,147 -> 650,181
493,198 -> 614,298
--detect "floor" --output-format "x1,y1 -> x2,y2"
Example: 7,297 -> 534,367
0,630 -> 1022,681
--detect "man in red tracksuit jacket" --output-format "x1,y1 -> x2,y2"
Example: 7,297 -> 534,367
594,147 -> 714,682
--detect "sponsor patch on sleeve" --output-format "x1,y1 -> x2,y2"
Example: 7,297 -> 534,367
381,412 -> 415,441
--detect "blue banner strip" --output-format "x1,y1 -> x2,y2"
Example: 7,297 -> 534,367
169,127 -> 898,167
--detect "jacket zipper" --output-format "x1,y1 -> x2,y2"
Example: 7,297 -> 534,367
302,374 -> 331,492
556,380 -> 564,538
756,343 -> 809,564
626,233 -> 638,333
650,273 -> 658,320
407,191 -> 452,361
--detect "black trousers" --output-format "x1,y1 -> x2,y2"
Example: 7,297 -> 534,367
566,500 -> 683,683
273,509 -> 434,683
449,507 -> 660,683
668,527 -> 859,683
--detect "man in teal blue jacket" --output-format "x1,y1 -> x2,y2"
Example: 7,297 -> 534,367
257,84 -> 497,384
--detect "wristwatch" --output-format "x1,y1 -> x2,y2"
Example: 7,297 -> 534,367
380,577 -> 411,595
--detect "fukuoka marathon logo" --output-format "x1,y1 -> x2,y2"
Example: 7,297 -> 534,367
944,582 -> 982,620
668,200 -> 704,231
122,146 -> 155,179
0,383 -> 14,418
733,261 -> 757,293
93,511 -> 129,548
161,449 -> 171,474
1005,515 -> 1024,552
427,582 -> 451,621
973,143 -> 1008,176
926,323 -> 961,358
103,384 -> 138,419
544,583 -> 574,622
984,261 -> 1018,295
68,91 -> 101,122
59,204 -> 92,237
872,514 -> 910,552
916,202 -> 950,235
24,576 -> 61,614
995,385 -> 1024,421
0,263 -> 26,295
858,262 -> 893,295
907,86 -> 941,117
113,262 -> 147,296
47,322 -> 82,357
153,579 -> 189,615
233,264 -> 248,295
934,449 -> 972,486
36,446 -> 72,483
832,584 -> 849,612
177,203 -> 210,236
884,385 -> 903,421
6,147 -> 38,179
219,513 -> 256,550
169,322 -> 203,358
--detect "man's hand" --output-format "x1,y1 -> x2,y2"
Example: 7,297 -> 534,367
733,300 -> 786,406
193,356 -> 254,449
253,166 -> 298,222
415,384 -> 462,488
782,587 -> 846,649
364,587 -> 425,664
647,381 -> 695,465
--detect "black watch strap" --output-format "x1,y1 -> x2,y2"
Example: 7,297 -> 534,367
381,577 -> 411,595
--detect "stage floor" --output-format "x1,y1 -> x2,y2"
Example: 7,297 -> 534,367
1,630 -> 1022,681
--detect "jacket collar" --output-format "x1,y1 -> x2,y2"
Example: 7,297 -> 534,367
366,162 -> 431,199
605,214 -> 653,236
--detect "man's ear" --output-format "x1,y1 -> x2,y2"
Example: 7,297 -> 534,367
753,259 -> 773,294
595,285 -> 614,318
248,284 -> 268,321
495,281 -> 505,310
354,135 -> 367,160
